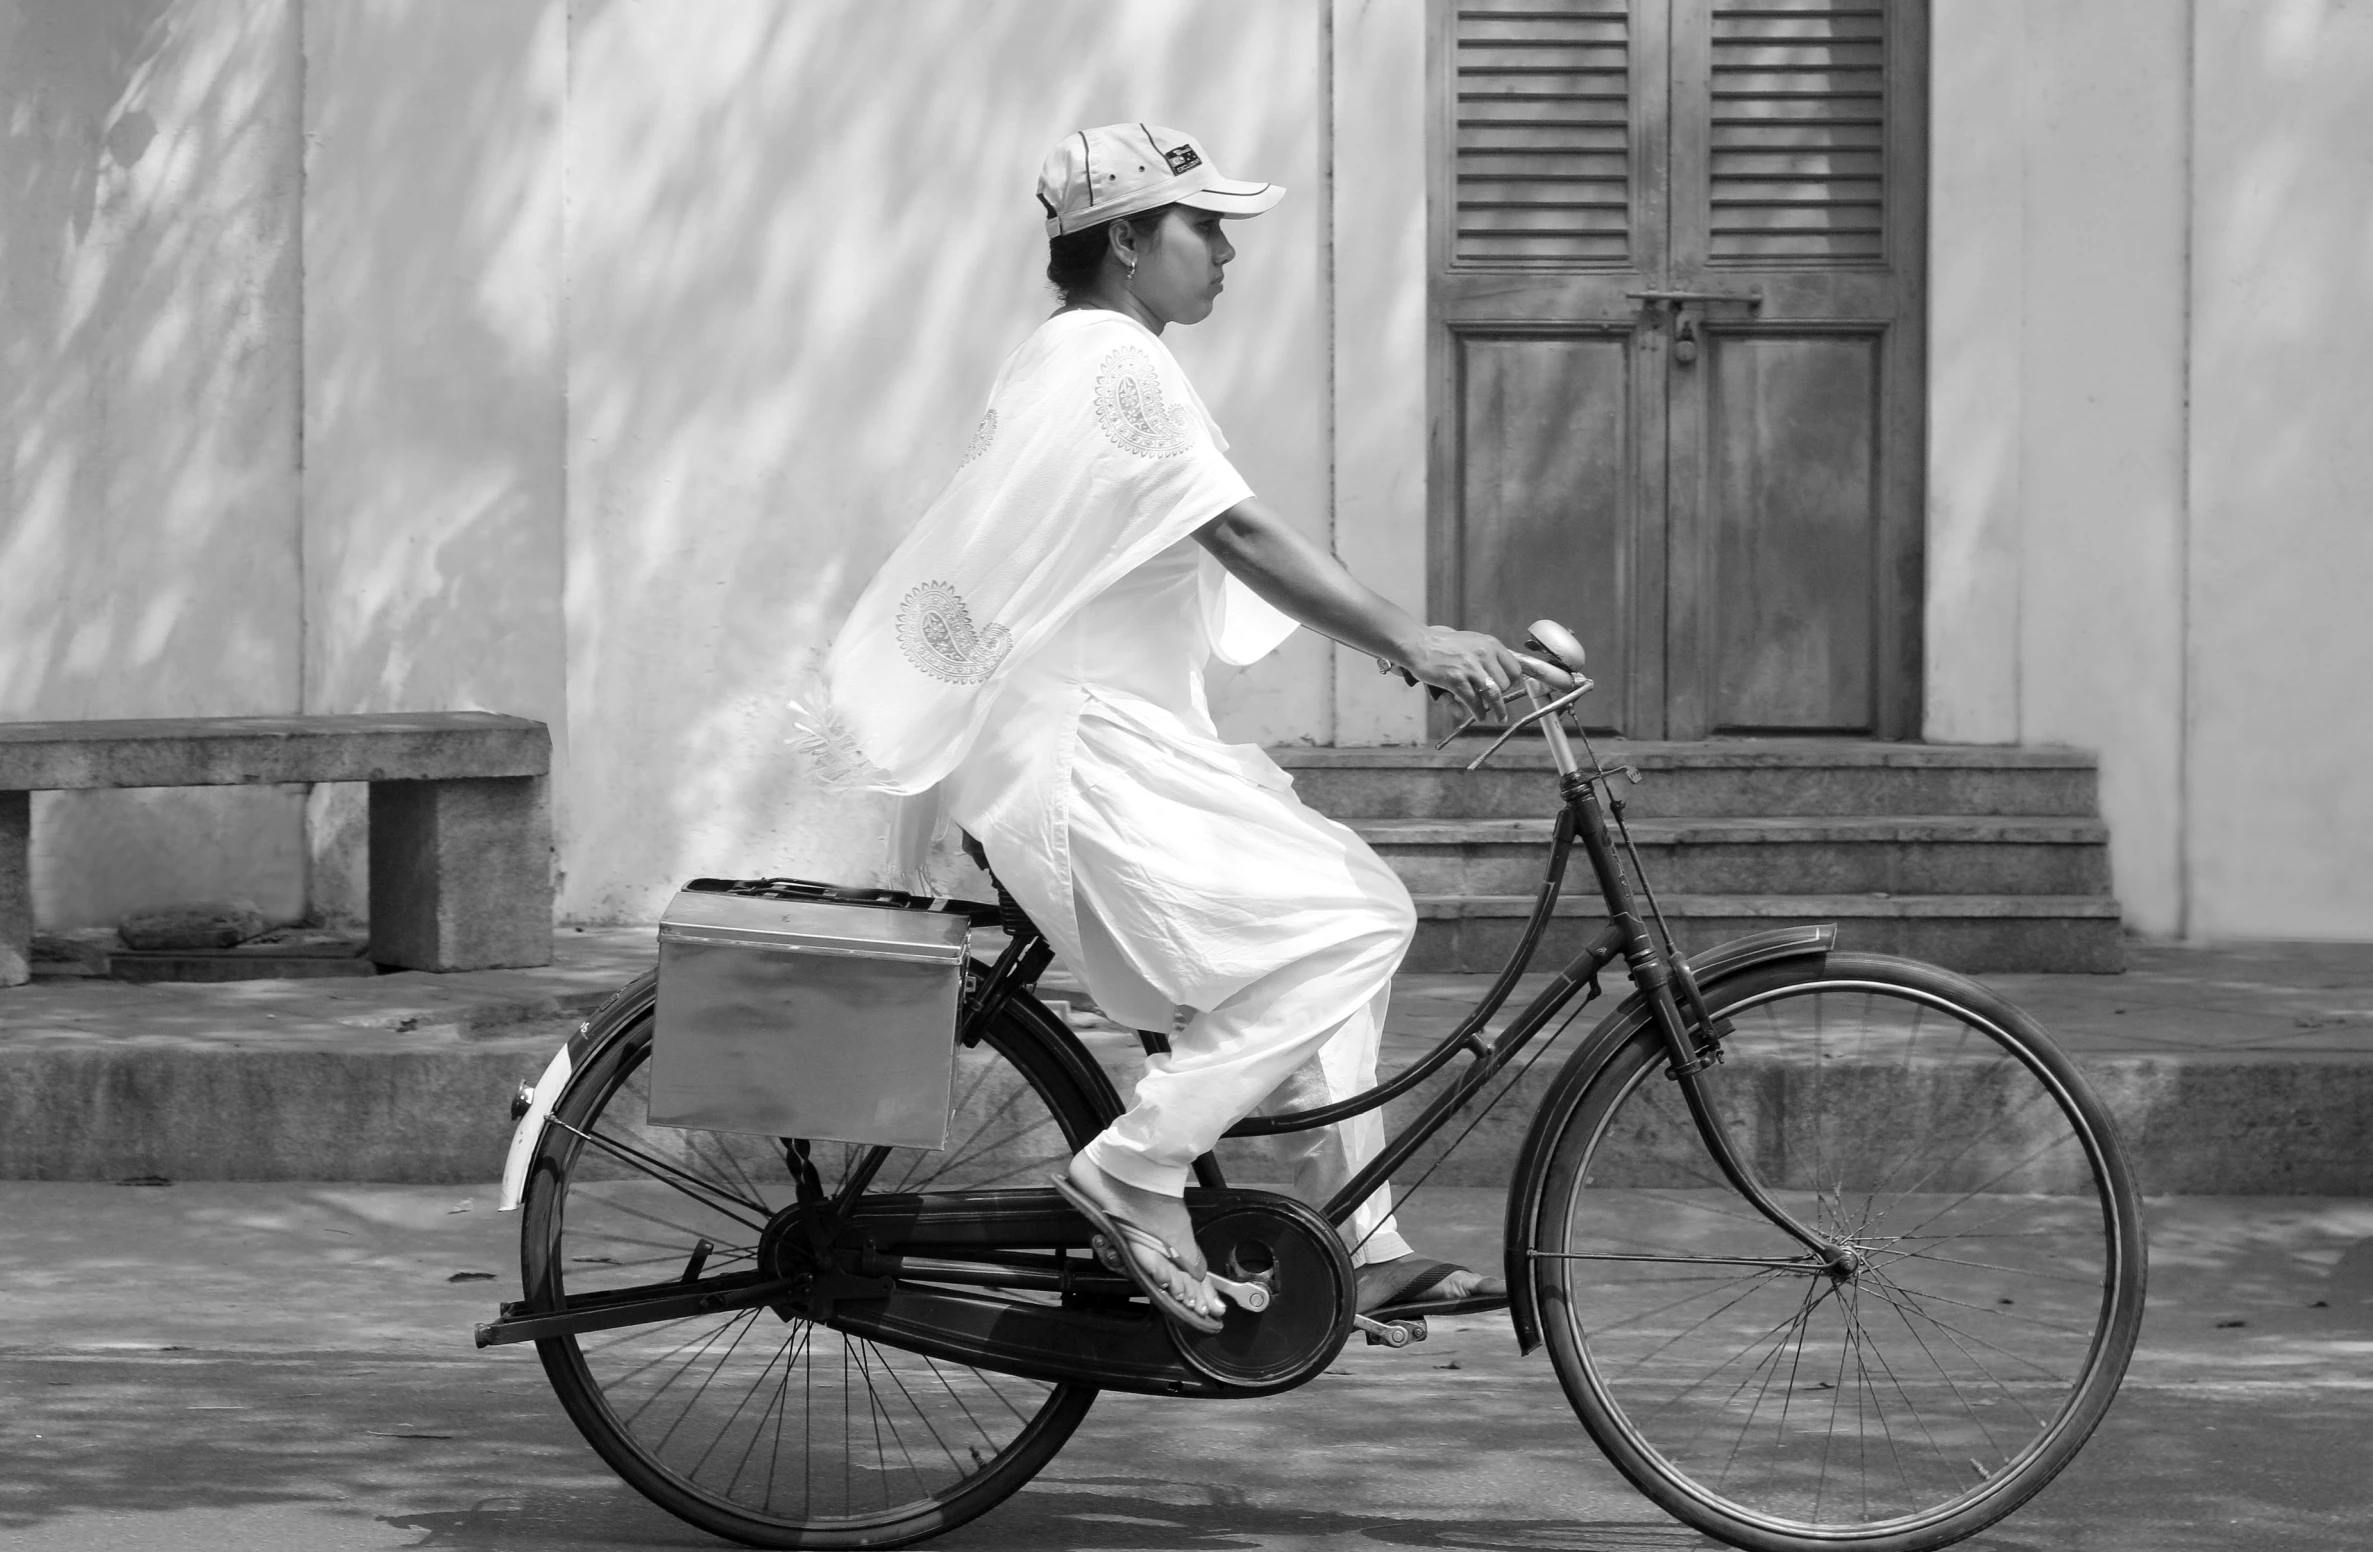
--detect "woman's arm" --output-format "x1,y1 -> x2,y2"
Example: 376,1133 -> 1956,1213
1195,496 -> 1531,720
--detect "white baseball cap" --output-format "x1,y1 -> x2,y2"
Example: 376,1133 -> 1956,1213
1036,123 -> 1284,237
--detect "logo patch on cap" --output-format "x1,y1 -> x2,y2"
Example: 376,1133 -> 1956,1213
1162,143 -> 1202,175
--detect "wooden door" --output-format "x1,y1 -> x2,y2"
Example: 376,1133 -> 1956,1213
1430,0 -> 1926,739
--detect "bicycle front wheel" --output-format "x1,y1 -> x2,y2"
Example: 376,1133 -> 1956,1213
520,991 -> 1106,1549
1531,953 -> 2144,1552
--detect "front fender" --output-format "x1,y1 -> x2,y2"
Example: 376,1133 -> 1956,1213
1500,924 -> 1834,1354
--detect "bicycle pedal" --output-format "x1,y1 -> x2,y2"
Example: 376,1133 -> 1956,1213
1353,1314 -> 1427,1348
1206,1272 -> 1270,1313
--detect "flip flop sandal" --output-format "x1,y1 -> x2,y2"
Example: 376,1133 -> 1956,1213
1051,1176 -> 1226,1336
1357,1255 -> 1510,1317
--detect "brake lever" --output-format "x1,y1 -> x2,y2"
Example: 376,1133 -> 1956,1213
1460,682 -> 1594,771
1433,709 -> 1483,749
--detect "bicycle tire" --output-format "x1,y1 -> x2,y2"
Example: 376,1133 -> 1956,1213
520,989 -> 1106,1549
1529,952 -> 2145,1552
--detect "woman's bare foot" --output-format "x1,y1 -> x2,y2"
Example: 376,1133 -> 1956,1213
1064,1154 -> 1224,1323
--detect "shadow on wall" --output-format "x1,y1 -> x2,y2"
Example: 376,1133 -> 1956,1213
558,0 -> 1323,921
0,0 -> 307,926
0,1 -> 1325,928
297,0 -> 567,925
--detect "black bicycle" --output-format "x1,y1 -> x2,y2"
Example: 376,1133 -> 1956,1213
477,619 -> 2145,1552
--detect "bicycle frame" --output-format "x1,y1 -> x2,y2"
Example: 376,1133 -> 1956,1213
1216,676 -> 1856,1276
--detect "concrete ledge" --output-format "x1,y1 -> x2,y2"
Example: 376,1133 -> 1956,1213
4,936 -> 2367,1191
0,1044 -> 549,1182
5,1026 -> 2368,1194
1407,894 -> 2127,974
1292,1053 -> 2373,1198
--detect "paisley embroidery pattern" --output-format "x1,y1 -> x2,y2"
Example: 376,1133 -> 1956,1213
1093,346 -> 1195,458
959,408 -> 997,467
896,580 -> 1013,685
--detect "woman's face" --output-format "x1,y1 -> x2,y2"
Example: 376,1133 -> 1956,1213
1122,207 -> 1236,327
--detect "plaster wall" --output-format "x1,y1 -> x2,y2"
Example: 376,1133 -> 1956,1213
1928,0 -> 2373,940
0,0 -> 306,927
558,0 -> 1326,921
298,0 -> 567,923
2013,0 -> 2191,936
2185,0 -> 2373,938
1927,0 -> 2193,937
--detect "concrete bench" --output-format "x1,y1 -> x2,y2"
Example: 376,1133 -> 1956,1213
0,712 -> 552,987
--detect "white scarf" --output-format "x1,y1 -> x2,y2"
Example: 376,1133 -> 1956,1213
795,309 -> 1294,799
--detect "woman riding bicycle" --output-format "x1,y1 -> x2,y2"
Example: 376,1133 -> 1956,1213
804,124 -> 1543,1331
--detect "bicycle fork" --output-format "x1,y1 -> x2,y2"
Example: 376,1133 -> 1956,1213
1562,764 -> 1859,1279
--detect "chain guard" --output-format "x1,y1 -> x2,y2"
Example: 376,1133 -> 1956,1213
1165,1190 -> 1354,1388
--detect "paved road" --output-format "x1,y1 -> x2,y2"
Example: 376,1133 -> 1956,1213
4,1184 -> 2368,1550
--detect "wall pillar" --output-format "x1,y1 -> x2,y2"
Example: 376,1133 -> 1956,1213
1329,0 -> 1431,746
1923,0 -> 2025,745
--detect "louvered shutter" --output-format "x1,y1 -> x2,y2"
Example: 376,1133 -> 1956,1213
1707,1 -> 1887,263
1453,1 -> 1634,266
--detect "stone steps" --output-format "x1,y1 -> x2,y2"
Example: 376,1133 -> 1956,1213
1359,815 -> 2111,896
1275,740 -> 2099,819
1270,740 -> 2125,974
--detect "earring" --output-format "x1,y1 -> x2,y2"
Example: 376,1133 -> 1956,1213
1123,255 -> 1137,287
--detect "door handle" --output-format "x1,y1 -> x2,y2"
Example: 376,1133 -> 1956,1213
1627,290 -> 1755,369
1624,288 -> 1763,308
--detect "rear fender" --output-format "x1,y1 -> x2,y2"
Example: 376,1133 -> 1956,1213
1500,925 -> 1834,1353
498,971 -> 656,1211
994,989 -> 1128,1129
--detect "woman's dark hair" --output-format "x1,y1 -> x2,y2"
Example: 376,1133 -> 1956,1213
1045,206 -> 1173,304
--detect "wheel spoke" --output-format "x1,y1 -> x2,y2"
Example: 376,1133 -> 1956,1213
1535,1250 -> 1824,1270
1875,1248 -> 2104,1286
552,1117 -> 770,1230
1717,1277 -> 1813,1489
1859,1274 -> 2025,1453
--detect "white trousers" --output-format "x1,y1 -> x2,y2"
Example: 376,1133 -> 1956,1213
1073,861 -> 1416,1267
952,689 -> 1421,1268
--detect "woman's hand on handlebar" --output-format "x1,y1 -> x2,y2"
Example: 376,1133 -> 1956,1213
1400,626 -> 1558,722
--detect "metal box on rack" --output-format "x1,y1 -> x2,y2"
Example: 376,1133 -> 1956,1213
647,889 -> 969,1149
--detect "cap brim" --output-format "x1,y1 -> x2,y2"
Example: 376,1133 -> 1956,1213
1177,179 -> 1285,219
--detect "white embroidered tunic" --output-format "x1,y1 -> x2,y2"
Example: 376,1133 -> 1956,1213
805,310 -> 1284,794
805,309 -> 1410,1027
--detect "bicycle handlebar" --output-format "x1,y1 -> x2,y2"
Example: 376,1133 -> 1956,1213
1392,618 -> 1595,773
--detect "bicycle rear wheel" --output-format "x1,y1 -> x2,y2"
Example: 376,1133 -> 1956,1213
1531,953 -> 2144,1552
520,992 -> 1105,1549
